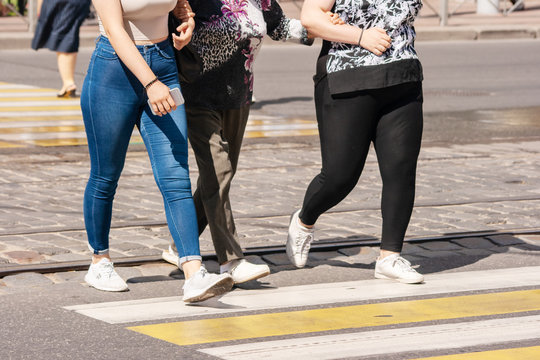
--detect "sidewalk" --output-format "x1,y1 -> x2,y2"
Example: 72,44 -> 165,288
0,0 -> 539,49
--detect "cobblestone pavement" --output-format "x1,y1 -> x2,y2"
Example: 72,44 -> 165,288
1,138 -> 539,270
1,233 -> 539,294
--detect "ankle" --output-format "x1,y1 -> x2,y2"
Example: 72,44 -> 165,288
378,250 -> 399,260
298,217 -> 314,229
92,254 -> 110,264
182,259 -> 202,279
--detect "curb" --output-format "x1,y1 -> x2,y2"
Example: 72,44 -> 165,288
0,26 -> 539,50
416,25 -> 540,41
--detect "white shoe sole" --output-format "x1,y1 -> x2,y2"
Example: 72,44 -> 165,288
183,276 -> 234,303
374,271 -> 424,284
84,274 -> 129,292
231,267 -> 271,284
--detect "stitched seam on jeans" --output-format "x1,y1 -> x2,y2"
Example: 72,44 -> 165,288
86,50 -> 104,254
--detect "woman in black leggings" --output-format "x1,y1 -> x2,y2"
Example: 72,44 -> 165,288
286,0 -> 424,283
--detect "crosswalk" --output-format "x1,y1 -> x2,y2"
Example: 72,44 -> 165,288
65,266 -> 540,359
0,82 -> 317,149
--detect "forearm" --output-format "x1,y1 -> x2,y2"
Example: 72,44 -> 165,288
301,0 -> 361,45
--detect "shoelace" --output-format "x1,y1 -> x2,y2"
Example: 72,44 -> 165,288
97,261 -> 116,279
296,232 -> 314,255
183,266 -> 208,289
392,256 -> 417,273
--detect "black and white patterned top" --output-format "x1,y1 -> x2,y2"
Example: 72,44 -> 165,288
181,0 -> 312,110
321,0 -> 423,94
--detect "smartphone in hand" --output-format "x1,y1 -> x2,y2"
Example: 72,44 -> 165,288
148,87 -> 185,115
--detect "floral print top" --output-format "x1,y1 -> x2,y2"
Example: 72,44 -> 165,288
181,0 -> 312,110
321,0 -> 424,94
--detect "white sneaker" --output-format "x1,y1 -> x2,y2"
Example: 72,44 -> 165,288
84,258 -> 129,292
374,254 -> 424,284
220,259 -> 270,284
182,266 -> 234,303
162,245 -> 180,267
286,209 -> 315,268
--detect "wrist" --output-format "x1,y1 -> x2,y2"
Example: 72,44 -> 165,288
144,76 -> 159,91
357,27 -> 364,47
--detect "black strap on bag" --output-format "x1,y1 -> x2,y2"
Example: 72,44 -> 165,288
168,13 -> 203,83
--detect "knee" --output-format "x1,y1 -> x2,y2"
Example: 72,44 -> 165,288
319,171 -> 359,198
86,174 -> 119,200
158,176 -> 193,201
380,157 -> 418,186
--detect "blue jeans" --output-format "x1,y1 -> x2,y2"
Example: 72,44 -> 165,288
81,36 -> 201,264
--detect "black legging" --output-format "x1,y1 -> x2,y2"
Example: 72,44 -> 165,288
299,76 -> 423,253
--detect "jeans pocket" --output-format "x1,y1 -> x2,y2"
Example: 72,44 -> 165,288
95,47 -> 119,61
158,47 -> 175,60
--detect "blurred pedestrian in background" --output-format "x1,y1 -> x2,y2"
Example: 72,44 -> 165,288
31,0 -> 91,97
18,0 -> 26,14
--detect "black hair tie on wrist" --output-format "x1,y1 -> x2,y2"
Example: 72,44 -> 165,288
358,28 -> 364,48
144,76 -> 159,91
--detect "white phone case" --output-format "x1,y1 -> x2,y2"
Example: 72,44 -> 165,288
148,87 -> 185,115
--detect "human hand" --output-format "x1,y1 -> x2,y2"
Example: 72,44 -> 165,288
173,0 -> 195,22
360,27 -> 391,56
172,16 -> 195,50
146,81 -> 176,116
326,11 -> 345,25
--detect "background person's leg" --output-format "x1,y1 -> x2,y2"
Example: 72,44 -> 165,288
56,52 -> 77,96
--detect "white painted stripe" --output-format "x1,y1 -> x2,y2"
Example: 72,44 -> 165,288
0,110 -> 82,117
0,100 -> 80,107
0,120 -> 82,128
200,315 -> 540,360
0,84 -> 40,90
0,92 -> 58,98
64,266 -> 540,324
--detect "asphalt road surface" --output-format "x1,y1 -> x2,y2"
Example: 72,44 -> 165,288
1,39 -> 540,359
0,39 -> 539,147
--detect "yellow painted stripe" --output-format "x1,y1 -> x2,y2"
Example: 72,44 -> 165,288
0,140 -> 24,148
28,136 -> 143,147
413,345 -> 540,360
28,138 -> 88,147
0,97 -> 75,102
0,125 -> 84,134
127,289 -> 540,346
0,116 -> 83,122
245,129 -> 318,138
0,106 -> 80,111
0,125 -> 85,134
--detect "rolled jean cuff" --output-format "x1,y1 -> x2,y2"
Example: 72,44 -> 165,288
179,255 -> 202,265
88,243 -> 109,255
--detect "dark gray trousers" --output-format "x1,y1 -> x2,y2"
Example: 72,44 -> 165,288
171,105 -> 250,264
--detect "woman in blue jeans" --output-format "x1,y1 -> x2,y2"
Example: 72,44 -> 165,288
81,0 -> 233,302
